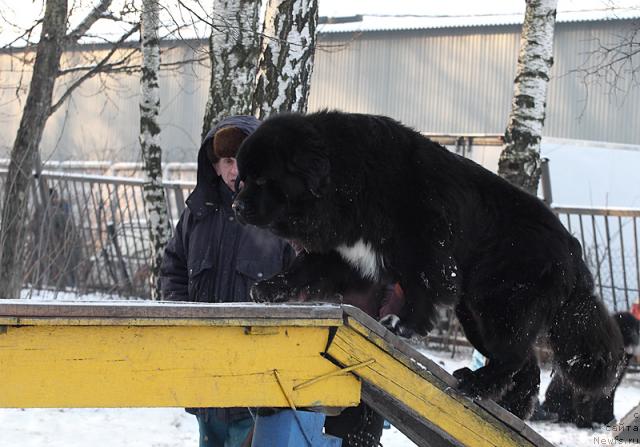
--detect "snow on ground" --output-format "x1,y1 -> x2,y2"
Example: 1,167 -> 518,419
19,289 -> 145,301
2,293 -> 639,446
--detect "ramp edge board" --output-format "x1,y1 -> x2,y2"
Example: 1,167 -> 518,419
0,317 -> 344,327
338,305 -> 553,447
361,381 -> 462,447
0,300 -> 344,319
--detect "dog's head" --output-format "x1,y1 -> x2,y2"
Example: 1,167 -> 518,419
232,114 -> 332,246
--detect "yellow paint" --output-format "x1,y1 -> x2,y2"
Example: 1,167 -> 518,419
0,305 -> 546,446
0,324 -> 360,408
294,359 -> 376,391
327,323 -> 532,447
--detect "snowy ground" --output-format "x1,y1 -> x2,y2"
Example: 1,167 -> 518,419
2,293 -> 639,446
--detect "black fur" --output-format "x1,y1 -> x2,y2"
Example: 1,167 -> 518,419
233,111 -> 625,418
541,312 -> 639,427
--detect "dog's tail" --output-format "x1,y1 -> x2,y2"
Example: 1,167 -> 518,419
548,265 -> 624,394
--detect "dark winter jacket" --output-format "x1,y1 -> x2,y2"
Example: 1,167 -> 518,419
160,115 -> 295,422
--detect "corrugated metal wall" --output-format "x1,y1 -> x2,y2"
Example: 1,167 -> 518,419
546,21 -> 640,143
310,26 -> 519,134
309,20 -> 640,144
1,19 -> 638,163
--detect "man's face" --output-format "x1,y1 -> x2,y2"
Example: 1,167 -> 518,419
214,157 -> 238,192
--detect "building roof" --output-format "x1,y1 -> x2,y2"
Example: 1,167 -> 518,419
318,7 -> 640,34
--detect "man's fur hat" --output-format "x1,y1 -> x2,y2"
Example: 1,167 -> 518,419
209,126 -> 247,164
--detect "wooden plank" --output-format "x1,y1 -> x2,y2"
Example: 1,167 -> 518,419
342,306 -> 455,385
0,323 -> 360,408
0,300 -> 344,322
361,381 -> 462,447
327,324 -> 530,447
0,316 -> 343,328
342,306 -> 553,447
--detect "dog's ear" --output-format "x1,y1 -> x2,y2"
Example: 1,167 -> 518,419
289,150 -> 331,198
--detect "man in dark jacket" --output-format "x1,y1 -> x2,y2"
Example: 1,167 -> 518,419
160,115 -> 294,447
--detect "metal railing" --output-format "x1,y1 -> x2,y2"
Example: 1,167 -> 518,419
553,205 -> 640,312
0,169 -> 193,298
0,167 -> 638,310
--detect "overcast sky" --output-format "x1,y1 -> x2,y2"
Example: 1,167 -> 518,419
1,0 -> 639,47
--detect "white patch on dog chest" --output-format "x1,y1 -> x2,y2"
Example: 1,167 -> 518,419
336,239 -> 383,280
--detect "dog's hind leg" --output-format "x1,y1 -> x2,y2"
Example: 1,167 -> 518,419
453,286 -> 547,402
454,299 -> 540,418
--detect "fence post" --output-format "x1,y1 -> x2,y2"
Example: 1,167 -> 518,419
540,157 -> 553,206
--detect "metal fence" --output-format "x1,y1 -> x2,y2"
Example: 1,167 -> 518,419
0,169 -> 193,298
554,206 -> 640,312
0,167 -> 638,310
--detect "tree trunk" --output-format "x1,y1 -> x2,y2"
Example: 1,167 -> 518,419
140,0 -> 171,300
497,0 -> 557,195
0,0 -> 68,299
201,0 -> 262,138
252,0 -> 318,118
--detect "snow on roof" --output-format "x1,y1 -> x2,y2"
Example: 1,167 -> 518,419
318,7 -> 640,34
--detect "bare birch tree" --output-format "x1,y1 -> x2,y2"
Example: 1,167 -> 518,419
140,0 -> 171,299
497,0 -> 557,195
200,0 -> 262,137
0,0 -> 139,299
252,0 -> 318,118
0,0 -> 69,299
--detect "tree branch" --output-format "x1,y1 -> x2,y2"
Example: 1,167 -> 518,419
58,53 -> 207,76
51,23 -> 140,114
64,0 -> 114,44
1,19 -> 44,50
571,26 -> 640,97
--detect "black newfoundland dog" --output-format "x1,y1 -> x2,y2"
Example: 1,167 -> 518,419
540,311 -> 639,427
232,111 -> 624,418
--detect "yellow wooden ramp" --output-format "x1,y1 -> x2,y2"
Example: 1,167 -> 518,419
0,301 -> 551,447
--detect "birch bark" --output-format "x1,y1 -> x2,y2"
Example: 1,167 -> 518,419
498,0 -> 558,195
252,0 -> 318,117
140,0 -> 171,299
201,0 -> 262,137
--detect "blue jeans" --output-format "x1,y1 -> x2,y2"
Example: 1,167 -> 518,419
196,415 -> 254,447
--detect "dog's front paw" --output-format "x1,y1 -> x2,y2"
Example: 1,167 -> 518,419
453,367 -> 484,398
379,314 -> 415,338
250,278 -> 295,303
453,367 -> 511,400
